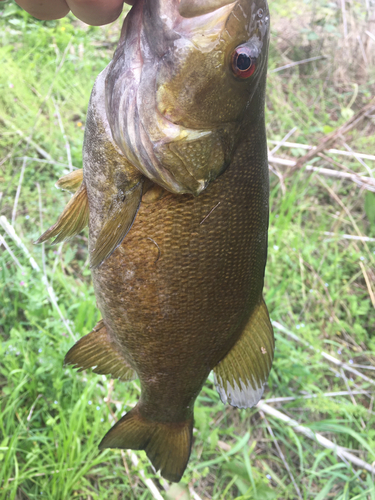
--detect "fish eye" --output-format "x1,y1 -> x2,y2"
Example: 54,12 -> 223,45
231,45 -> 257,79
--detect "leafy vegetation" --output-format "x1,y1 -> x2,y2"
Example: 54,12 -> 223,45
1,0 -> 374,498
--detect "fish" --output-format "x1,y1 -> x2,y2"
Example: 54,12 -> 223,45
36,0 -> 273,483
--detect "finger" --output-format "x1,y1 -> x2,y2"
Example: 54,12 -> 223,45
66,0 -> 125,26
14,0 -> 70,20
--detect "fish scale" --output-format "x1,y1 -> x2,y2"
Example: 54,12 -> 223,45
37,0 -> 273,482
92,124 -> 268,399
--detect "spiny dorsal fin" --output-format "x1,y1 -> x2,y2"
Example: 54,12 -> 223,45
99,405 -> 193,483
35,183 -> 89,245
64,320 -> 136,381
56,169 -> 83,193
213,298 -> 274,409
90,180 -> 143,269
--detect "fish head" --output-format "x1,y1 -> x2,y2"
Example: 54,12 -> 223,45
106,0 -> 269,195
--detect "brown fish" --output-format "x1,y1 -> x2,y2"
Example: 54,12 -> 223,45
37,0 -> 273,482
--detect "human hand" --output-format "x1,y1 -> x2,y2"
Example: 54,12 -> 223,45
12,0 -> 135,26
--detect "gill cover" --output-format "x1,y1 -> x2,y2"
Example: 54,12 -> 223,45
105,0 -> 269,196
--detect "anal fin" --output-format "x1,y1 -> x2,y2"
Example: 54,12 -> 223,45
35,183 -> 89,245
64,320 -> 136,381
56,169 -> 83,193
213,298 -> 274,409
90,180 -> 143,269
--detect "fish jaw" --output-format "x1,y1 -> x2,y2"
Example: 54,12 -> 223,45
105,0 -> 269,196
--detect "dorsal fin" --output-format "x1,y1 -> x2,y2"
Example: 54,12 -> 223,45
35,183 -> 89,245
213,298 -> 274,408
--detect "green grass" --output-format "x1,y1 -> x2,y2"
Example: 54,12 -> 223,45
1,0 -> 375,498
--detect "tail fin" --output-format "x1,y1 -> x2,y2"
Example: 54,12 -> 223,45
99,406 -> 193,482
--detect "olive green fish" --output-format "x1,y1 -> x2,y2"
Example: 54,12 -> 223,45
37,0 -> 273,482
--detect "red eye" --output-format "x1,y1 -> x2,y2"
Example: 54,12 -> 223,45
231,46 -> 257,78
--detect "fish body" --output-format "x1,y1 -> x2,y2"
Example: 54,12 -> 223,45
38,0 -> 273,482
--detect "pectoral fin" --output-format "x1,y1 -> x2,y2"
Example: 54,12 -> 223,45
64,320 -> 136,381
35,183 -> 89,245
55,169 -> 83,193
213,299 -> 274,409
90,180 -> 143,269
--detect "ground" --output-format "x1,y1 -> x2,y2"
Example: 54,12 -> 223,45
0,0 -> 375,498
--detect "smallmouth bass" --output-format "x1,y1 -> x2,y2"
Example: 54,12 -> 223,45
37,0 -> 273,482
